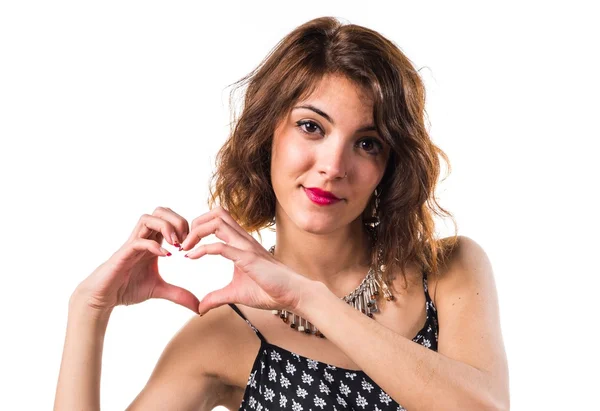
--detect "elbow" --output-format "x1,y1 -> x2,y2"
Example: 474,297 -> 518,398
467,396 -> 509,411
492,380 -> 510,410
488,400 -> 510,411
482,389 -> 510,411
493,397 -> 510,411
464,382 -> 509,411
480,370 -> 510,411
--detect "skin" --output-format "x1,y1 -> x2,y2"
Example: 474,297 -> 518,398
212,76 -> 436,406
269,74 -> 391,295
54,74 -> 508,410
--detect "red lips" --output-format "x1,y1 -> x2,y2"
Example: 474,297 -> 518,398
304,187 -> 340,200
303,187 -> 342,206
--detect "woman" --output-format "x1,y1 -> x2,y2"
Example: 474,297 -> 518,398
54,17 -> 509,410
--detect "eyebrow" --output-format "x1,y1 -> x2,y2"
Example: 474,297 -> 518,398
293,104 -> 377,133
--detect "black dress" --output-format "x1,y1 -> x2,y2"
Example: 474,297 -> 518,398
228,272 -> 439,410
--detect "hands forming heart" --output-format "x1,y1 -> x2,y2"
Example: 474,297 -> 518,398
72,206 -> 315,317
181,206 -> 313,316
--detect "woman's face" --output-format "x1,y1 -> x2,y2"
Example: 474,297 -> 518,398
271,74 -> 390,234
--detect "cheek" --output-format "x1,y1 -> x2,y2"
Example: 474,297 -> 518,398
273,133 -> 312,177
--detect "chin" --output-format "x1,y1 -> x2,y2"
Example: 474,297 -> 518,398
292,210 -> 344,234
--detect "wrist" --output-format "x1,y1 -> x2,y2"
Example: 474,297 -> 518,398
293,280 -> 332,319
69,289 -> 114,324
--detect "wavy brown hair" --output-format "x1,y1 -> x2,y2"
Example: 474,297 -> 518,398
209,16 -> 459,292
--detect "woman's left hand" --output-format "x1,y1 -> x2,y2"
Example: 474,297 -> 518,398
179,206 -> 315,316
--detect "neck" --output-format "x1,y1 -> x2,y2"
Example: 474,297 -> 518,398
272,208 -> 373,298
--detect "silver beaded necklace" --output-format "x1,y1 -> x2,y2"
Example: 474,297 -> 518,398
268,245 -> 394,338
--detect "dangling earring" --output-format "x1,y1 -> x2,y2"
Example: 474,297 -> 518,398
367,188 -> 394,302
373,187 -> 381,226
364,187 -> 381,229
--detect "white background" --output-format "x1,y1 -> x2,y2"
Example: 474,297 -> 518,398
1,1 -> 598,409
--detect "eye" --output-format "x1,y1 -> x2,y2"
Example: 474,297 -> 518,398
296,120 -> 323,135
295,120 -> 384,156
357,138 -> 384,156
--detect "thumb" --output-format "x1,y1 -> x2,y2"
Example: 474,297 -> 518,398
152,281 -> 200,314
197,286 -> 232,317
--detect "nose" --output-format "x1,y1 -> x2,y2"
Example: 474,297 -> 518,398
317,136 -> 348,180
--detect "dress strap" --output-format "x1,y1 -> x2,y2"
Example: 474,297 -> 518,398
422,271 -> 437,313
228,303 -> 267,343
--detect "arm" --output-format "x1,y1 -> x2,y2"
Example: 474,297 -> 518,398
296,236 -> 510,411
54,292 -> 112,411
54,292 -> 231,411
126,305 -> 235,410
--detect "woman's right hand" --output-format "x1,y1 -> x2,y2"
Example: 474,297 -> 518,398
71,206 -> 200,316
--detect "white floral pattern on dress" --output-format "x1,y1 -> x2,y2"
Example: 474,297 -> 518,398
301,370 -> 314,385
271,351 -> 282,362
314,395 -> 327,408
263,387 -> 275,402
297,386 -> 308,399
231,273 -> 438,411
319,380 -> 331,395
281,374 -> 291,389
286,360 -> 297,375
361,378 -> 374,393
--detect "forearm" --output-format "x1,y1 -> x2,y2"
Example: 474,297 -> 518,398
297,282 -> 504,411
54,294 -> 113,411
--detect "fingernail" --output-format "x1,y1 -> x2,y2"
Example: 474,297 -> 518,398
184,254 -> 189,258
171,233 -> 179,246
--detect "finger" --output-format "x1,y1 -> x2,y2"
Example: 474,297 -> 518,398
128,214 -> 183,248
180,217 -> 248,252
151,206 -> 191,245
113,238 -> 172,264
184,241 -> 249,264
197,285 -> 233,316
190,206 -> 252,244
151,281 -> 201,314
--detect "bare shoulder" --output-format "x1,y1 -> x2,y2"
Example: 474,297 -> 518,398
422,235 -> 496,309
126,304 -> 246,410
415,235 -> 475,304
430,235 -> 510,407
434,235 -> 496,290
